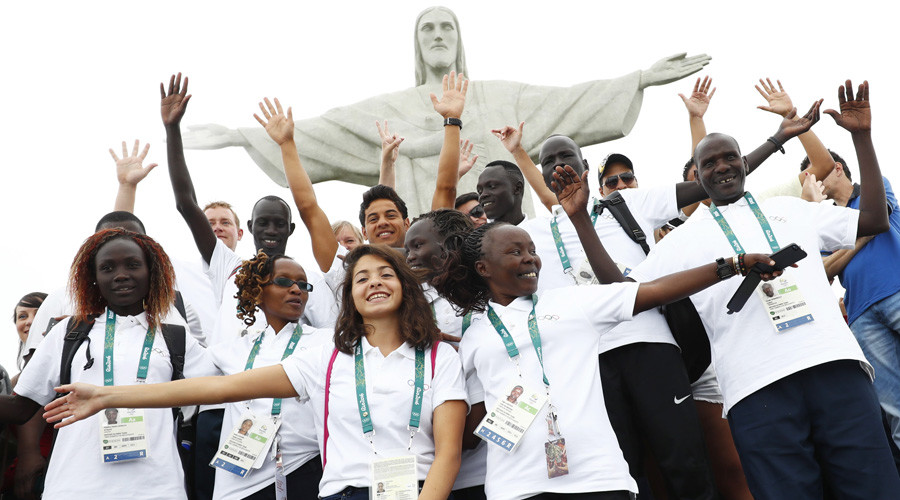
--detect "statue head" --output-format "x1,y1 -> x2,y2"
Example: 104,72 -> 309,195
414,6 -> 469,86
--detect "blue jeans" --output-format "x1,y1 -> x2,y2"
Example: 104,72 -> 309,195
850,290 -> 900,450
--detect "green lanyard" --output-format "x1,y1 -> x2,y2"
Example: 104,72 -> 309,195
709,192 -> 781,254
354,342 -> 426,451
461,312 -> 473,336
103,310 -> 156,386
550,200 -> 601,276
487,295 -> 550,387
244,324 -> 304,416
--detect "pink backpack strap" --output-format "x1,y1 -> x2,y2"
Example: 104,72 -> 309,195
322,347 -> 340,467
431,341 -> 440,380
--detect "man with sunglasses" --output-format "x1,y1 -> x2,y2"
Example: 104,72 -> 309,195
598,153 -> 639,196
454,192 -> 488,227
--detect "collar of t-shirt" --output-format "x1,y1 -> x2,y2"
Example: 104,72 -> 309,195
114,310 -> 150,330
698,193 -> 750,217
487,295 -> 534,315
359,335 -> 418,361
422,283 -> 438,303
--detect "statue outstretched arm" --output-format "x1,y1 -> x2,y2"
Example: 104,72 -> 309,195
161,73 -> 218,264
755,78 -> 836,185
254,97 -> 338,273
493,122 -> 556,212
431,71 -> 468,210
639,53 -> 711,90
111,140 -> 158,212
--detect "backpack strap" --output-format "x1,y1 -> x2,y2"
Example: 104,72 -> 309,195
595,191 -> 650,255
322,347 -> 340,467
173,291 -> 188,323
59,317 -> 96,388
160,324 -> 187,381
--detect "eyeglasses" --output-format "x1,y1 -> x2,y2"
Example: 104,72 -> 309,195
466,204 -> 485,218
602,172 -> 636,189
268,277 -> 314,292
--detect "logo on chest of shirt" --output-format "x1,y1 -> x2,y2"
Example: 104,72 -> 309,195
407,380 -> 432,391
768,215 -> 787,223
536,315 -> 560,321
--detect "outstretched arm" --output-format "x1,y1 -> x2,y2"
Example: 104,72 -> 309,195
744,99 -> 824,174
0,394 -> 42,425
680,76 -> 715,155
255,98 -> 338,272
494,122 -> 557,212
640,53 -> 712,90
825,80 -> 889,237
755,78 -> 836,184
376,120 -> 402,189
112,140 -> 158,212
430,72 -> 468,210
44,365 -> 295,428
823,236 -> 874,281
161,73 -> 217,263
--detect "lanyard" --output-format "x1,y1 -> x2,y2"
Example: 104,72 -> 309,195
103,310 -> 156,386
487,295 -> 550,387
461,312 -> 473,336
550,200 -> 601,276
709,192 -> 781,254
245,324 -> 304,416
354,342 -> 425,452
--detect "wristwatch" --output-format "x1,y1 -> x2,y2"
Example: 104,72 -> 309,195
443,117 -> 462,129
716,257 -> 737,280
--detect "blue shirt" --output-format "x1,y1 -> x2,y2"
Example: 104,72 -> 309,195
842,176 -> 900,324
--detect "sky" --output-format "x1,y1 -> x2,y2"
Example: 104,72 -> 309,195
2,0 -> 897,372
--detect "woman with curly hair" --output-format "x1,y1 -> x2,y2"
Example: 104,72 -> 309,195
206,250 -> 331,500
0,228 -> 207,499
47,244 -> 468,500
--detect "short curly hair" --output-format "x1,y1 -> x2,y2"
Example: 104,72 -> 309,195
233,250 -> 297,327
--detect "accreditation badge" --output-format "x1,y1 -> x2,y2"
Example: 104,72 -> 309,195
756,272 -> 814,332
370,454 -> 418,500
210,412 -> 280,478
100,407 -> 148,463
475,381 -> 547,453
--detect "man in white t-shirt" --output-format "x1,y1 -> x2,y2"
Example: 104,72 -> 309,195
631,82 -> 898,499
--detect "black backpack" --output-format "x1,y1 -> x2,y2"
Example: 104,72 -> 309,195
596,191 -> 711,383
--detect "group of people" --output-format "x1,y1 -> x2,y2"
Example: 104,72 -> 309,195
1,35 -> 899,500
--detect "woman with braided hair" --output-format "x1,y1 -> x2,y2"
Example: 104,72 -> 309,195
0,228 -> 208,499
205,250 -> 331,500
46,244 -> 469,500
428,166 -> 784,500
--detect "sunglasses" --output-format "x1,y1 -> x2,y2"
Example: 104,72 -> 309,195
269,277 -> 314,292
467,204 -> 485,218
602,172 -> 636,189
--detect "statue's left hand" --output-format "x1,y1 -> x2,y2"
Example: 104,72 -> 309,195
641,53 -> 711,89
430,71 -> 468,119
254,98 -> 295,145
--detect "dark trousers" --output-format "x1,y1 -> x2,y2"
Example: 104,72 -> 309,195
242,455 -> 323,500
524,491 -> 631,500
598,342 -> 715,500
728,360 -> 900,499
194,408 -> 224,500
452,484 -> 486,500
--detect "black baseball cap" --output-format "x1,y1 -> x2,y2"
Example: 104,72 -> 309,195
598,153 -> 634,182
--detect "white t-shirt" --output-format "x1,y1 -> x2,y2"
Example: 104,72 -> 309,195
459,283 -> 640,500
631,195 -> 871,414
517,186 -> 679,353
208,322 -> 334,500
15,310 -> 208,500
280,338 -> 467,497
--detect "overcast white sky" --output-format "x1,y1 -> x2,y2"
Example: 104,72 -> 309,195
2,0 -> 897,371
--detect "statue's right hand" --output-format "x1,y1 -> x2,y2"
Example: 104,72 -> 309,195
181,124 -> 246,149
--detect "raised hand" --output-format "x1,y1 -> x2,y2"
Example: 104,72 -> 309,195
777,99 -> 823,140
43,383 -> 104,429
679,76 -> 716,118
160,73 -> 191,126
550,165 -> 590,218
254,97 -> 294,145
824,80 -> 871,133
430,71 -> 468,119
376,120 -> 403,165
491,122 -> 524,154
111,140 -> 157,186
458,139 -> 478,179
640,53 -> 711,89
755,78 -> 794,117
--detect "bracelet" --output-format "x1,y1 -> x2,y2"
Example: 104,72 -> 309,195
738,253 -> 747,276
443,117 -> 462,129
732,255 -> 741,276
767,136 -> 786,154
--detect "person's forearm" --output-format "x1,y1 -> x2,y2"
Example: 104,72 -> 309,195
280,140 -> 338,272
571,211 -> 627,284
823,249 -> 857,282
853,131 -> 889,236
432,126 -> 461,210
114,184 -> 137,212
16,410 -> 46,459
165,123 -> 217,262
689,115 -> 706,156
634,263 -> 721,314
420,400 -> 465,500
796,131 -> 836,184
0,394 -> 41,425
745,137 -> 783,174
378,157 -> 396,189
419,452 -> 460,500
513,147 -> 556,212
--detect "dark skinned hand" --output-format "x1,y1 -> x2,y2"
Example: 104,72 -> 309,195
776,99 -> 823,140
825,80 -> 871,133
550,165 -> 590,218
160,73 -> 191,126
